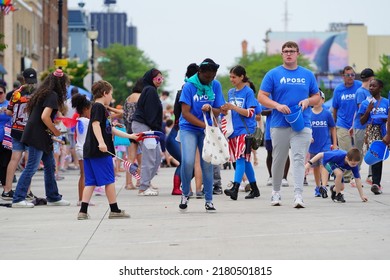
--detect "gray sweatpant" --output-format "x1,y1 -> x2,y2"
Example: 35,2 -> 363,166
132,121 -> 162,191
271,127 -> 312,195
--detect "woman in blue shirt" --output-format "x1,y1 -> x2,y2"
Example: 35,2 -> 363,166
178,58 -> 225,212
358,78 -> 388,195
0,83 -> 12,190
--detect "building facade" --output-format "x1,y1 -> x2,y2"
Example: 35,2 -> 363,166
90,12 -> 137,49
0,0 -> 68,87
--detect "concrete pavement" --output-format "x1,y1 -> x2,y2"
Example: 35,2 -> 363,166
1,146 -> 390,260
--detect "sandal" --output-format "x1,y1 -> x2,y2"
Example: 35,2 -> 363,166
138,188 -> 159,196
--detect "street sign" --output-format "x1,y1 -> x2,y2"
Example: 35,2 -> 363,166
53,59 -> 68,68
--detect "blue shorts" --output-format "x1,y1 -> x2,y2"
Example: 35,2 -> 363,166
12,137 -> 29,152
84,156 -> 115,186
325,163 -> 345,183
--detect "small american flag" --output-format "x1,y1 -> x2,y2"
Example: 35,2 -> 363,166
123,161 -> 140,180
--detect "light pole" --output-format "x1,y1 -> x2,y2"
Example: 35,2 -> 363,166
87,27 -> 99,89
58,0 -> 63,59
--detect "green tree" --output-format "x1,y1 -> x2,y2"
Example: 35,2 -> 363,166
218,52 -> 312,98
0,34 -> 6,51
98,44 -> 161,104
375,54 -> 390,97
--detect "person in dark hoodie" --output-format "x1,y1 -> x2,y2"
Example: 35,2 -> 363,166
132,68 -> 164,196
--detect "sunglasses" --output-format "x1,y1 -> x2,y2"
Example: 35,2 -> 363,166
344,73 -> 355,78
0,91 -> 5,95
153,76 -> 164,83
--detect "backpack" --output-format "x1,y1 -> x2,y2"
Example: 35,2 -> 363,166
8,86 -> 31,141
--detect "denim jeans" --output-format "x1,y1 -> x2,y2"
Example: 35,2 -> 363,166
166,127 -> 181,177
13,145 -> 62,203
180,129 -> 213,202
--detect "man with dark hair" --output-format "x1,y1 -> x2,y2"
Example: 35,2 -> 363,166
332,66 -> 362,184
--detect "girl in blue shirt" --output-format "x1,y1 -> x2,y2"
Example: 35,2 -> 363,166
222,65 -> 260,200
178,58 -> 225,212
358,79 -> 388,195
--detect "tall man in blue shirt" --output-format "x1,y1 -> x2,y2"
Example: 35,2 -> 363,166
258,41 -> 320,208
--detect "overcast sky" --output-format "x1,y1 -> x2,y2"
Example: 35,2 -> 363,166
68,0 -> 389,93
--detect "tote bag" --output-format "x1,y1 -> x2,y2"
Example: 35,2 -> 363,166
220,110 -> 233,138
202,112 -> 230,165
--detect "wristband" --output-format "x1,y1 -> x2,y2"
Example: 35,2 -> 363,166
308,160 -> 313,165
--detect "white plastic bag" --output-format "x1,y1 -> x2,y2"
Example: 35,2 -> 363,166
202,112 -> 230,165
220,110 -> 233,138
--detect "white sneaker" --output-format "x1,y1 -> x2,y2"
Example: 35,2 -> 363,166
266,177 -> 273,186
293,194 -> 305,208
271,191 -> 281,206
47,199 -> 71,206
12,200 -> 34,208
281,178 -> 289,187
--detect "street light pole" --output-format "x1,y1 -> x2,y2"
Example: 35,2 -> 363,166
87,27 -> 99,90
58,0 -> 63,59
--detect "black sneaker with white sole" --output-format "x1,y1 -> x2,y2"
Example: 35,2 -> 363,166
333,193 -> 346,203
179,195 -> 189,211
1,190 -> 14,201
205,202 -> 216,212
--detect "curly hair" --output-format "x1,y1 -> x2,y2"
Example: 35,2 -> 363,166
71,93 -> 91,115
27,69 -> 69,114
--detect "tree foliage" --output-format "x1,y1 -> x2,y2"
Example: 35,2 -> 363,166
375,54 -> 390,97
97,44 -> 160,104
218,51 -> 312,98
0,34 -> 6,51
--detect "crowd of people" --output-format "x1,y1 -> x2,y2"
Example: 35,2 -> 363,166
1,40 -> 389,219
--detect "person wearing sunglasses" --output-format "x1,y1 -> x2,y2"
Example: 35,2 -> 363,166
132,68 -> 164,196
332,66 -> 362,184
258,41 -> 321,208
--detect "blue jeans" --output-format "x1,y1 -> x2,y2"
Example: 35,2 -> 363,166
180,129 -> 213,202
166,127 -> 181,178
13,146 -> 62,203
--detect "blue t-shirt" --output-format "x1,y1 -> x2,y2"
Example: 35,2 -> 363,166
358,97 -> 389,136
227,85 -> 259,138
260,65 -> 319,129
0,100 -> 11,142
353,87 -> 371,130
332,80 -> 362,129
179,79 -> 225,132
323,150 -> 360,179
309,107 -> 335,154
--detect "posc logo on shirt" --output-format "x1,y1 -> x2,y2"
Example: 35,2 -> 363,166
280,77 -> 306,84
311,120 -> 328,127
341,93 -> 355,100
193,94 -> 210,102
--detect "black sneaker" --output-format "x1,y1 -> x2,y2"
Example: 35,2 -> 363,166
179,195 -> 189,211
330,185 -> 336,200
205,202 -> 216,212
1,190 -> 14,201
319,186 -> 328,198
333,193 -> 346,203
26,191 -> 37,201
213,185 -> 223,195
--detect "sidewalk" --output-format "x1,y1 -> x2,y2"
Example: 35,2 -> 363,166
1,146 -> 389,260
